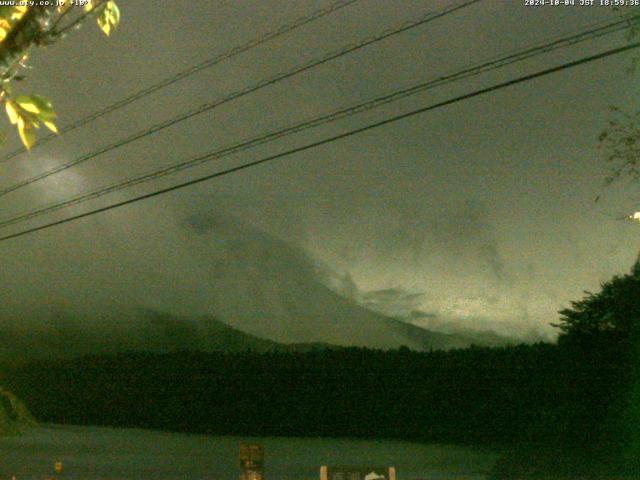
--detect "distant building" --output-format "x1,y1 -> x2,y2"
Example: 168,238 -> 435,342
239,443 -> 264,480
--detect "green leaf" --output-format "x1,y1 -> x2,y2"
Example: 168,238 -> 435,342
30,94 -> 56,121
14,94 -> 56,120
5,101 -> 19,125
17,117 -> 35,150
110,1 -> 120,24
28,94 -> 53,112
98,1 -> 120,36
43,121 -> 58,133
97,14 -> 110,36
15,95 -> 41,114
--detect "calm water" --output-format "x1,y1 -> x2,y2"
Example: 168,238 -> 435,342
0,425 -> 498,479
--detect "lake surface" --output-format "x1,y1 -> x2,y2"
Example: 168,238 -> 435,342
0,425 -> 498,479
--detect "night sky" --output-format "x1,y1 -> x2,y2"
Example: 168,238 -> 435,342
0,0 -> 638,342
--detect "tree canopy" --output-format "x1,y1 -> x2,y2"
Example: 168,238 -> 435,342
555,261 -> 640,349
0,1 -> 119,149
597,11 -> 640,207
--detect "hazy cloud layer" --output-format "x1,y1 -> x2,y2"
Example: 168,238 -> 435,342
0,1 -> 637,346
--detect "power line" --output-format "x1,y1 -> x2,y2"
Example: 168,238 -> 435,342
1,41 -> 637,244
0,0 -> 481,199
0,0 -> 362,162
0,15 -> 633,231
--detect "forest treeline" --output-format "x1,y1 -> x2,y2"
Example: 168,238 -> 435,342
3,344 -> 593,443
0,340 -> 634,477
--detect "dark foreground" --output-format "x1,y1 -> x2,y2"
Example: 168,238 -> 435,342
0,425 -> 496,479
1,340 -> 638,479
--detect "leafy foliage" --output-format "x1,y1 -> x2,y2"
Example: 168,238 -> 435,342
96,1 -> 120,36
599,107 -> 640,186
0,5 -> 27,42
5,94 -> 58,149
598,11 -> 640,194
554,261 -> 640,348
0,1 -> 120,149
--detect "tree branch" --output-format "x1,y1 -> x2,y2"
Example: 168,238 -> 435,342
0,6 -> 57,77
50,0 -> 109,37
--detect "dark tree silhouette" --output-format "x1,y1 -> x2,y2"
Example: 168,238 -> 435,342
554,260 -> 640,350
551,261 -> 640,475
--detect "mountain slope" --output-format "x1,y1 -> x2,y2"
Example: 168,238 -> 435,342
0,213 -> 516,361
185,214 -> 514,350
0,309 -> 339,364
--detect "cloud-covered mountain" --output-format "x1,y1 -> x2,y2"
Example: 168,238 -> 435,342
0,213 -> 517,363
181,213 -> 515,349
0,308 -> 341,364
322,270 -> 544,344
